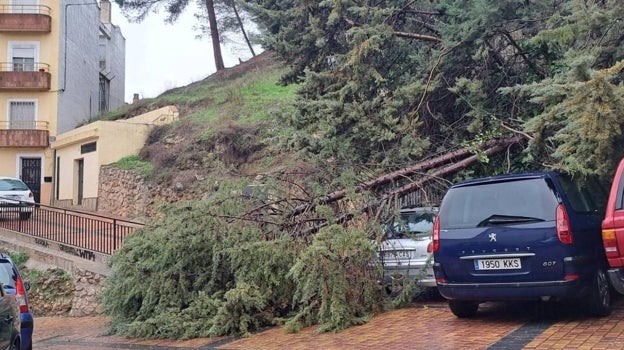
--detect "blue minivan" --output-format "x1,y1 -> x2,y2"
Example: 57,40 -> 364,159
432,172 -> 611,318
0,255 -> 33,350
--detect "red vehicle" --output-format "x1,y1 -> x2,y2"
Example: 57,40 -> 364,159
602,158 -> 624,294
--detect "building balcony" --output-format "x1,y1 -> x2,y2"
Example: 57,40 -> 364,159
0,5 -> 51,32
0,63 -> 51,91
0,121 -> 49,148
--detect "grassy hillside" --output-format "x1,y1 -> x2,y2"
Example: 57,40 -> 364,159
105,52 -> 302,199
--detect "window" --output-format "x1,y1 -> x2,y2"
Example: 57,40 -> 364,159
11,0 -> 38,14
440,178 -> 559,229
99,74 -> 110,114
80,142 -> 97,154
8,101 -> 36,129
9,43 -> 38,72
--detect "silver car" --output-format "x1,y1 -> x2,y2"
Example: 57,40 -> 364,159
0,177 -> 35,220
377,207 -> 437,295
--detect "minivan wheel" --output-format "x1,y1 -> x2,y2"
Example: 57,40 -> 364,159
585,268 -> 611,317
448,300 -> 479,318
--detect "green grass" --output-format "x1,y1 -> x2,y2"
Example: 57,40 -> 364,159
90,55 -> 298,143
111,155 -> 153,178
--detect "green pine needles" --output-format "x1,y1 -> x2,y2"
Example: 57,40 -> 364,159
102,179 -> 395,339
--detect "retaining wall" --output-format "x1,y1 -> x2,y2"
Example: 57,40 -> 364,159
0,228 -> 109,316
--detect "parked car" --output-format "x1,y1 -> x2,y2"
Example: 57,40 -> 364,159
376,207 -> 437,296
0,255 -> 33,350
0,178 -> 35,220
0,282 -> 20,350
432,172 -> 610,318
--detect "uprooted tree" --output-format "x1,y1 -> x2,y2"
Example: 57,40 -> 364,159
103,0 -> 624,340
102,135 -> 524,338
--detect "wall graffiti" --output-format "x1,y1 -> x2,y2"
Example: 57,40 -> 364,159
59,244 -> 96,261
34,238 -> 50,248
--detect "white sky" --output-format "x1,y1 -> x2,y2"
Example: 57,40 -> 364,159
111,2 -> 256,103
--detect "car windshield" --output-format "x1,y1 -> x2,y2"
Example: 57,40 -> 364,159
0,179 -> 28,191
385,210 -> 435,239
440,178 -> 559,229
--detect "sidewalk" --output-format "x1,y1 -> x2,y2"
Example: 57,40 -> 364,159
33,297 -> 624,350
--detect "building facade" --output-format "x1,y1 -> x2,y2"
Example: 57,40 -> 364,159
51,106 -> 178,211
0,0 -> 125,204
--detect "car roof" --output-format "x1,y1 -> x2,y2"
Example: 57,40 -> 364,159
0,176 -> 23,181
450,171 -> 559,189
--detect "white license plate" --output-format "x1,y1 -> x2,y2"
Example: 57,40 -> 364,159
382,250 -> 412,259
474,258 -> 521,270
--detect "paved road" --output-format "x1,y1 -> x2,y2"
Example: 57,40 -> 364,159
33,296 -> 624,350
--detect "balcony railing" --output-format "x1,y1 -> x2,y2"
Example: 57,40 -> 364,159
0,121 -> 49,148
0,63 -> 51,91
0,5 -> 51,32
0,120 -> 49,130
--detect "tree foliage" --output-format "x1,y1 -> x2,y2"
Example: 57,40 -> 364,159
103,175 -> 392,338
246,0 -> 624,177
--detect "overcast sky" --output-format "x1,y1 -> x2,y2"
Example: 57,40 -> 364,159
111,3 -> 257,103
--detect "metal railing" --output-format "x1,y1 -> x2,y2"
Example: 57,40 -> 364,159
0,120 -> 49,130
0,5 -> 51,15
0,62 -> 50,72
0,197 -> 144,255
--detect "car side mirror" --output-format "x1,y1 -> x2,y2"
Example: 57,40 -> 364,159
23,281 -> 30,292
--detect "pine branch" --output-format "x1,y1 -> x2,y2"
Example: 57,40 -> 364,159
344,18 -> 441,43
394,31 -> 441,42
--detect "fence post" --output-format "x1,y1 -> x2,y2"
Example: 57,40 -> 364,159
112,219 -> 117,254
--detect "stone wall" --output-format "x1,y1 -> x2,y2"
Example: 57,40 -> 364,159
98,166 -> 204,220
29,266 -> 106,317
98,166 -> 153,218
69,266 -> 106,316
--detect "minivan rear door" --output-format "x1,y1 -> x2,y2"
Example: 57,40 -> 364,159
437,176 -> 565,283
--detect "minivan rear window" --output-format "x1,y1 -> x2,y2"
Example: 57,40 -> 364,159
439,178 -> 558,229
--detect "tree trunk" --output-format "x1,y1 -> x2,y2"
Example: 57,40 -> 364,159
231,1 -> 255,57
205,0 -> 225,71
287,135 -> 525,218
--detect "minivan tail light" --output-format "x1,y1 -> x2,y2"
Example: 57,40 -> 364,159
556,204 -> 573,244
602,229 -> 619,257
432,215 -> 440,252
15,276 -> 29,313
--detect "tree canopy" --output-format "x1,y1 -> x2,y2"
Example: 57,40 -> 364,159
247,0 -> 624,177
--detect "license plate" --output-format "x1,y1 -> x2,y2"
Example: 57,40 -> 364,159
474,258 -> 521,270
382,250 -> 412,259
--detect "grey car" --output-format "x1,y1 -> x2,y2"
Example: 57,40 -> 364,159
376,207 -> 438,295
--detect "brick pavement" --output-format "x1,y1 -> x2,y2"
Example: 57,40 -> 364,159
33,297 -> 624,350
